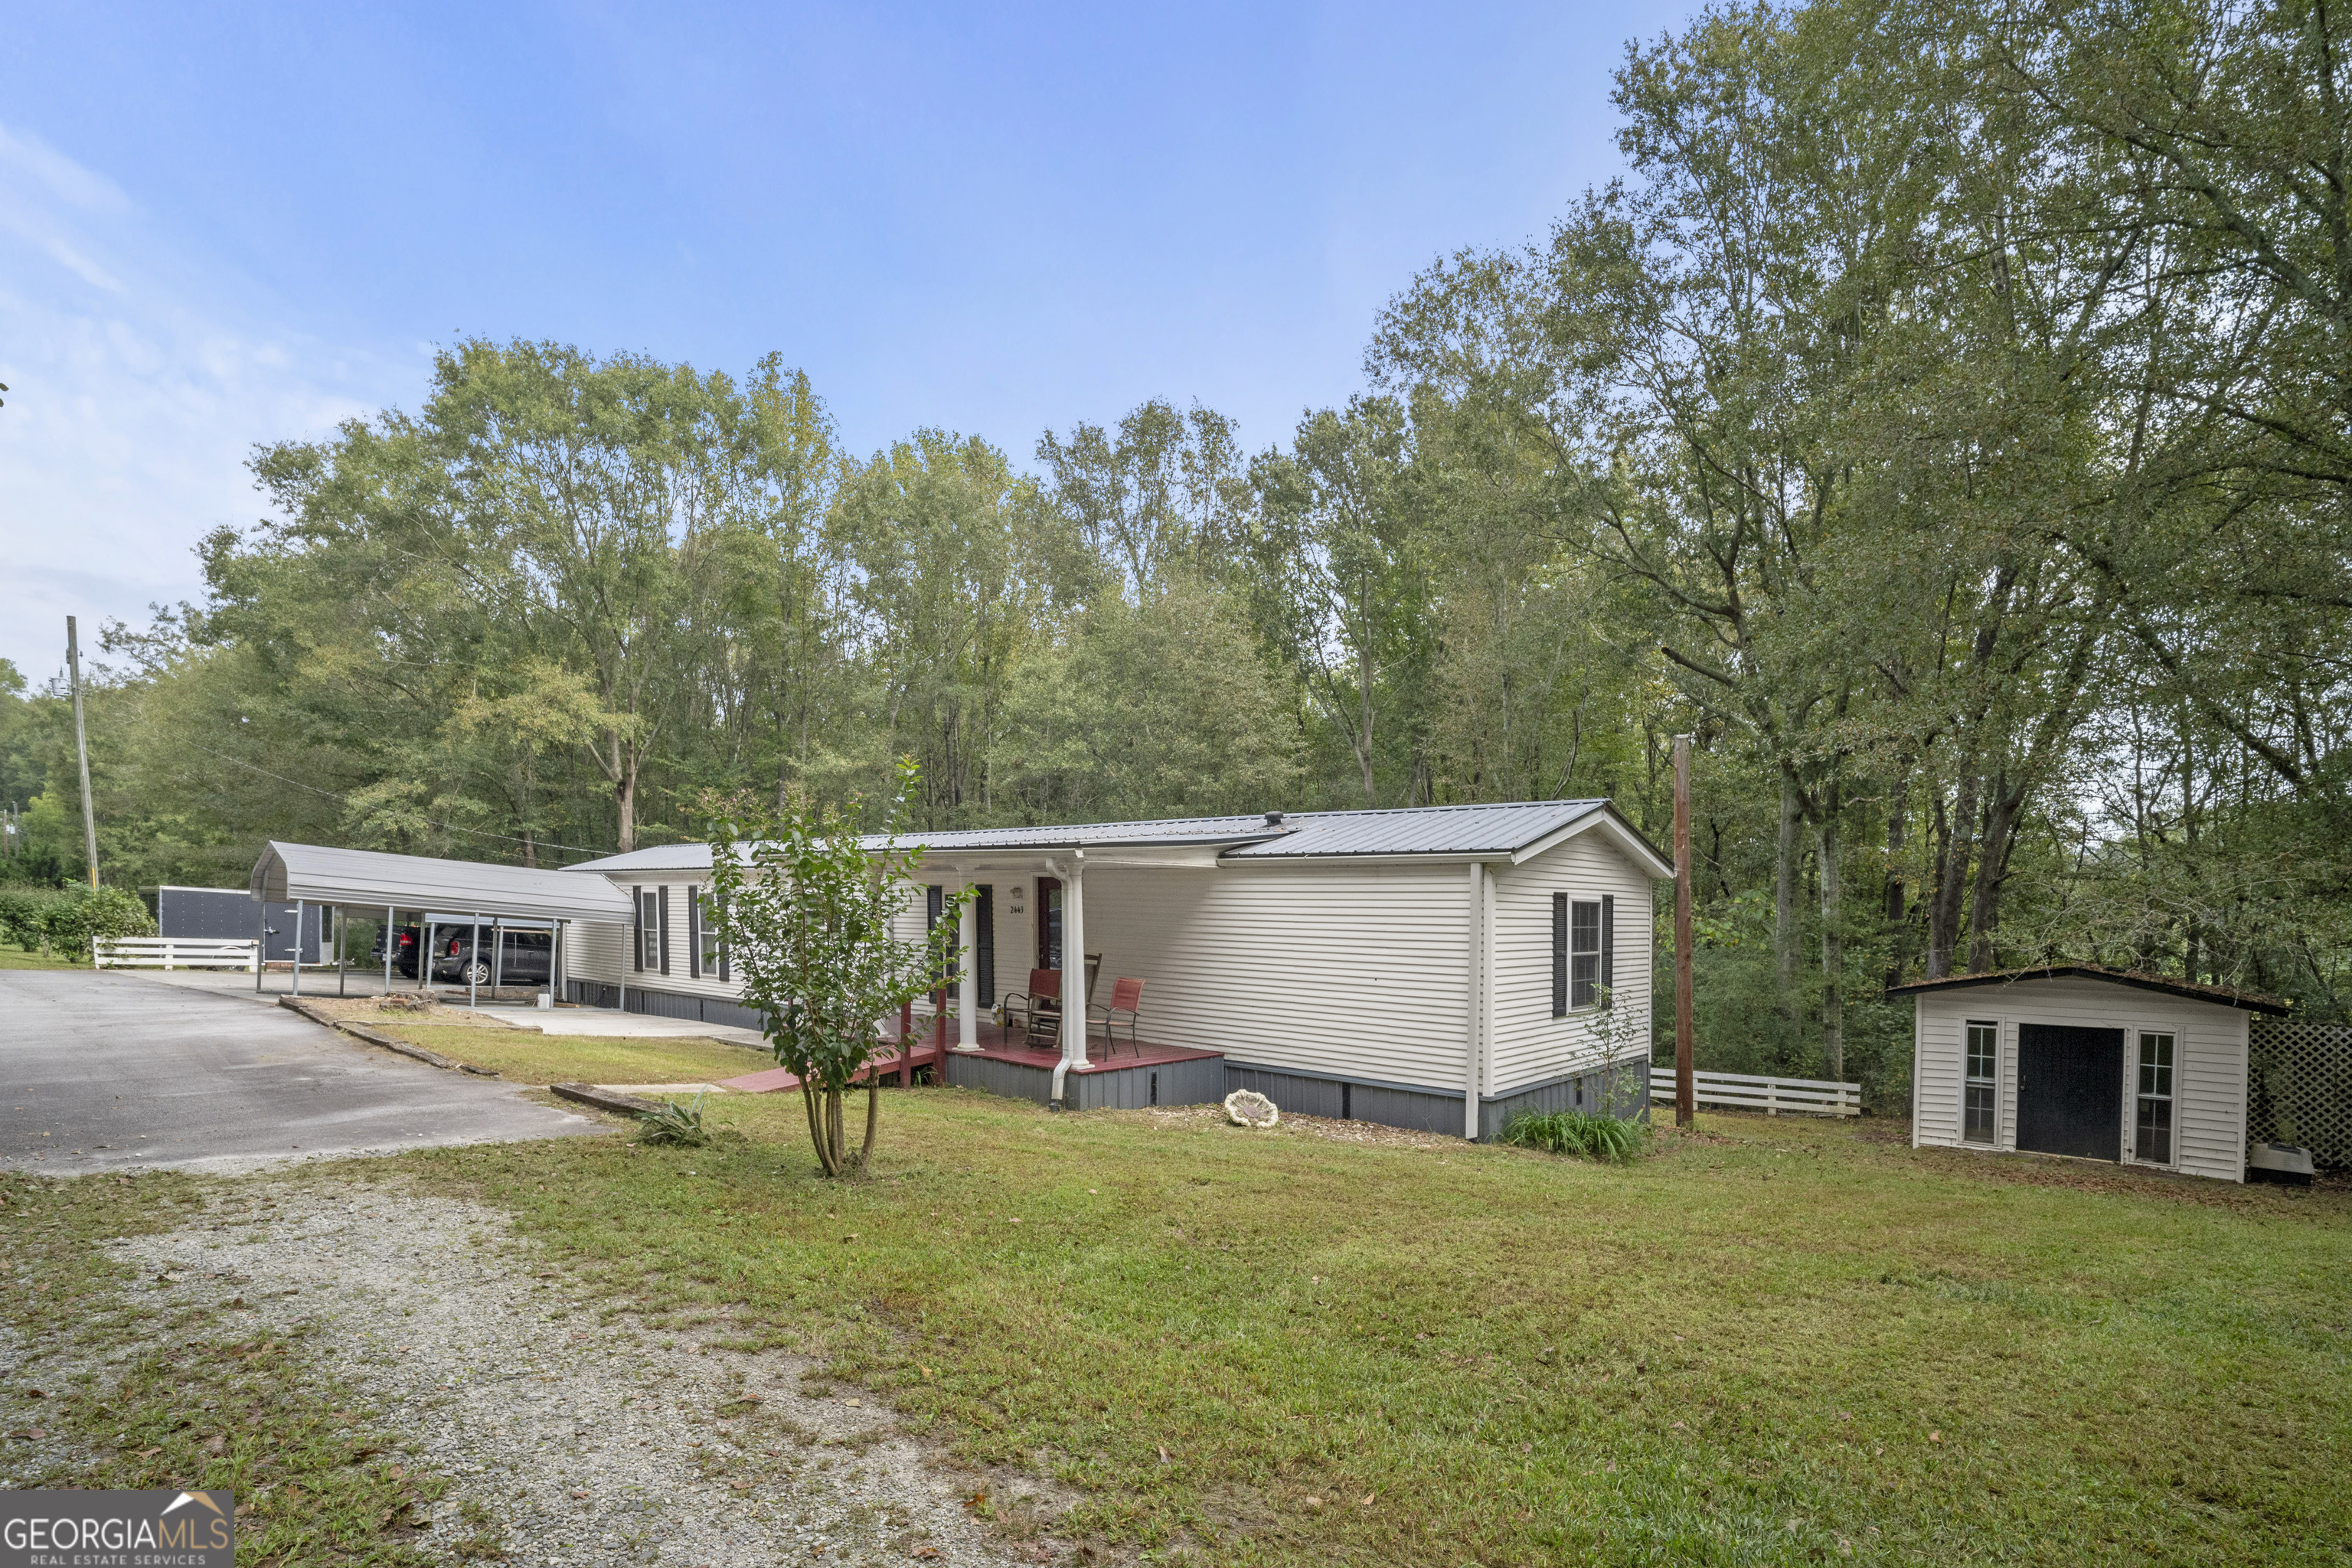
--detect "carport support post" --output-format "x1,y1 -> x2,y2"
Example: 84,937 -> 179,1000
291,900 -> 303,997
492,918 -> 505,992
468,913 -> 482,1007
255,901 -> 266,993
384,905 -> 394,993
337,906 -> 347,997
419,922 -> 433,994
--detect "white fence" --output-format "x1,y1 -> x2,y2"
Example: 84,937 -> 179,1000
93,937 -> 260,972
1650,1065 -> 1860,1118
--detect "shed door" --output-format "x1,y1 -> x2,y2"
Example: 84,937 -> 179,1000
2015,1023 -> 2124,1161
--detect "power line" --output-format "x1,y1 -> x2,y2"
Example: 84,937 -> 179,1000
178,737 -> 613,862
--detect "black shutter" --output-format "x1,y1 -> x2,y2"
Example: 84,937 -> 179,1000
975,884 -> 994,1004
632,886 -> 644,972
1551,891 -> 1568,1018
715,890 -> 730,983
687,887 -> 702,979
1600,893 -> 1615,1009
657,887 -> 671,975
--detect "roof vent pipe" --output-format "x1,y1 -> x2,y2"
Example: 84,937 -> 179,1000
1265,811 -> 1285,827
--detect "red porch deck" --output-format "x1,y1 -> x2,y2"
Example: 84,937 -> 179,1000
717,1018 -> 1220,1095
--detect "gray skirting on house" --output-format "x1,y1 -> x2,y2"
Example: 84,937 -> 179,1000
942,1050 -> 1229,1112
1225,1057 -> 1652,1140
565,979 -> 767,1034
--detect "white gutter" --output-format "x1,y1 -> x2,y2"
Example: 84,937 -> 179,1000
1050,849 -> 1087,1105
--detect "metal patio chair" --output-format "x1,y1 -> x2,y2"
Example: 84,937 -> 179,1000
1089,976 -> 1146,1057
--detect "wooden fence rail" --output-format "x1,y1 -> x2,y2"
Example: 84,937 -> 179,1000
93,937 -> 260,972
1649,1065 -> 1860,1118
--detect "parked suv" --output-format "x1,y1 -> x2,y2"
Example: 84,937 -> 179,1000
372,925 -> 552,987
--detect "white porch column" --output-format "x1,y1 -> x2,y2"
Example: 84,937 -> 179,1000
1060,854 -> 1087,1068
956,887 -> 979,1050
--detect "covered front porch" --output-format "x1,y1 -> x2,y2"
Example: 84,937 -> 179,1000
717,1015 -> 1227,1109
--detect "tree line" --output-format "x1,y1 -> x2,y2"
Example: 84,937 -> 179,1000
4,0 -> 2345,1099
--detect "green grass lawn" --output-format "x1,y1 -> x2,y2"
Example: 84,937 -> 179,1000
0,944 -> 90,969
378,1021 -> 767,1086
354,1035 -> 2352,1567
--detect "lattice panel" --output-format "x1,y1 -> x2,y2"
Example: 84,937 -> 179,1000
2249,1018 -> 2352,1171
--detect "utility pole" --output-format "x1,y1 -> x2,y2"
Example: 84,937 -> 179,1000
66,616 -> 100,889
1674,733 -> 1695,1129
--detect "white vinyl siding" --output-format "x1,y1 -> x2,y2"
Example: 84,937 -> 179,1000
1487,831 -> 1655,1098
1910,978 -> 2249,1181
567,881 -> 753,1006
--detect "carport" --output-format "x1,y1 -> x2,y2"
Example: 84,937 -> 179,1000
248,841 -> 637,1006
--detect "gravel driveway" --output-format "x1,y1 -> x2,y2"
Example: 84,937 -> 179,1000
79,1180 -> 1064,1567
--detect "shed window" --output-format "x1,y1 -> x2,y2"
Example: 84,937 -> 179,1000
1964,1021 -> 1997,1143
2135,1032 -> 2174,1165
1570,900 -> 1602,1009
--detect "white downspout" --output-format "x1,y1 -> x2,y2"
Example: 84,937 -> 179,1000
956,885 -> 980,1050
1050,851 -> 1087,1104
1465,862 -> 1482,1139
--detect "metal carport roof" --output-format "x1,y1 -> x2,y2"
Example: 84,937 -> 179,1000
249,841 -> 637,923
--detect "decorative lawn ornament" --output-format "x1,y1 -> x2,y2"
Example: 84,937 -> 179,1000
1224,1089 -> 1279,1129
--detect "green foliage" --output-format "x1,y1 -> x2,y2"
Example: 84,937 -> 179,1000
635,1092 -> 714,1148
0,884 -> 154,956
1499,1109 -> 1651,1164
704,762 -> 970,1178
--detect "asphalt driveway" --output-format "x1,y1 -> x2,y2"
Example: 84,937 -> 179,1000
0,970 -> 599,1176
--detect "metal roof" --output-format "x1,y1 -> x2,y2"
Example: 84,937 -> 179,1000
1886,964 -> 2292,1015
564,799 -> 1673,877
250,841 -> 638,924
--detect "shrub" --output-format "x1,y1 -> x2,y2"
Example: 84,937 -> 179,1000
1500,1109 -> 1650,1164
636,1093 -> 713,1148
0,886 -> 152,956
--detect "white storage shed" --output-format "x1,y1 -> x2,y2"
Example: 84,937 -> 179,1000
557,800 -> 1672,1139
1890,965 -> 2291,1183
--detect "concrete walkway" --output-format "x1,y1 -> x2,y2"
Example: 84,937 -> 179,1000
0,971 -> 601,1177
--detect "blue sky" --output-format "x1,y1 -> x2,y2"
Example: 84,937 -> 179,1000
0,1 -> 1688,682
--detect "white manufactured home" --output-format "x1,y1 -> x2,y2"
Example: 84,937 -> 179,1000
558,800 -> 1672,1138
1890,965 -> 2292,1183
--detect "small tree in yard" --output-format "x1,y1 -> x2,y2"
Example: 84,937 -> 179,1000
704,763 -> 970,1178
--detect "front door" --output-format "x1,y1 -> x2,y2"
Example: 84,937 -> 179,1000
2015,1023 -> 2124,1161
1036,877 -> 1063,972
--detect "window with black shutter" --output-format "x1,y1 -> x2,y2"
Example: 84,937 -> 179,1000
1570,900 -> 1601,1008
656,887 -> 671,975
632,886 -> 645,972
694,887 -> 723,979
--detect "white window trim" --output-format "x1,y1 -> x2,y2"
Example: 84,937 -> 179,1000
1962,1016 -> 2001,1146
2125,1018 -> 2180,1171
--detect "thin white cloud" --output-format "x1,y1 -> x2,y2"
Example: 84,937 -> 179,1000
0,119 -> 407,681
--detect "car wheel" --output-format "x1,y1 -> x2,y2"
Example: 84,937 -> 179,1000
464,961 -> 492,986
